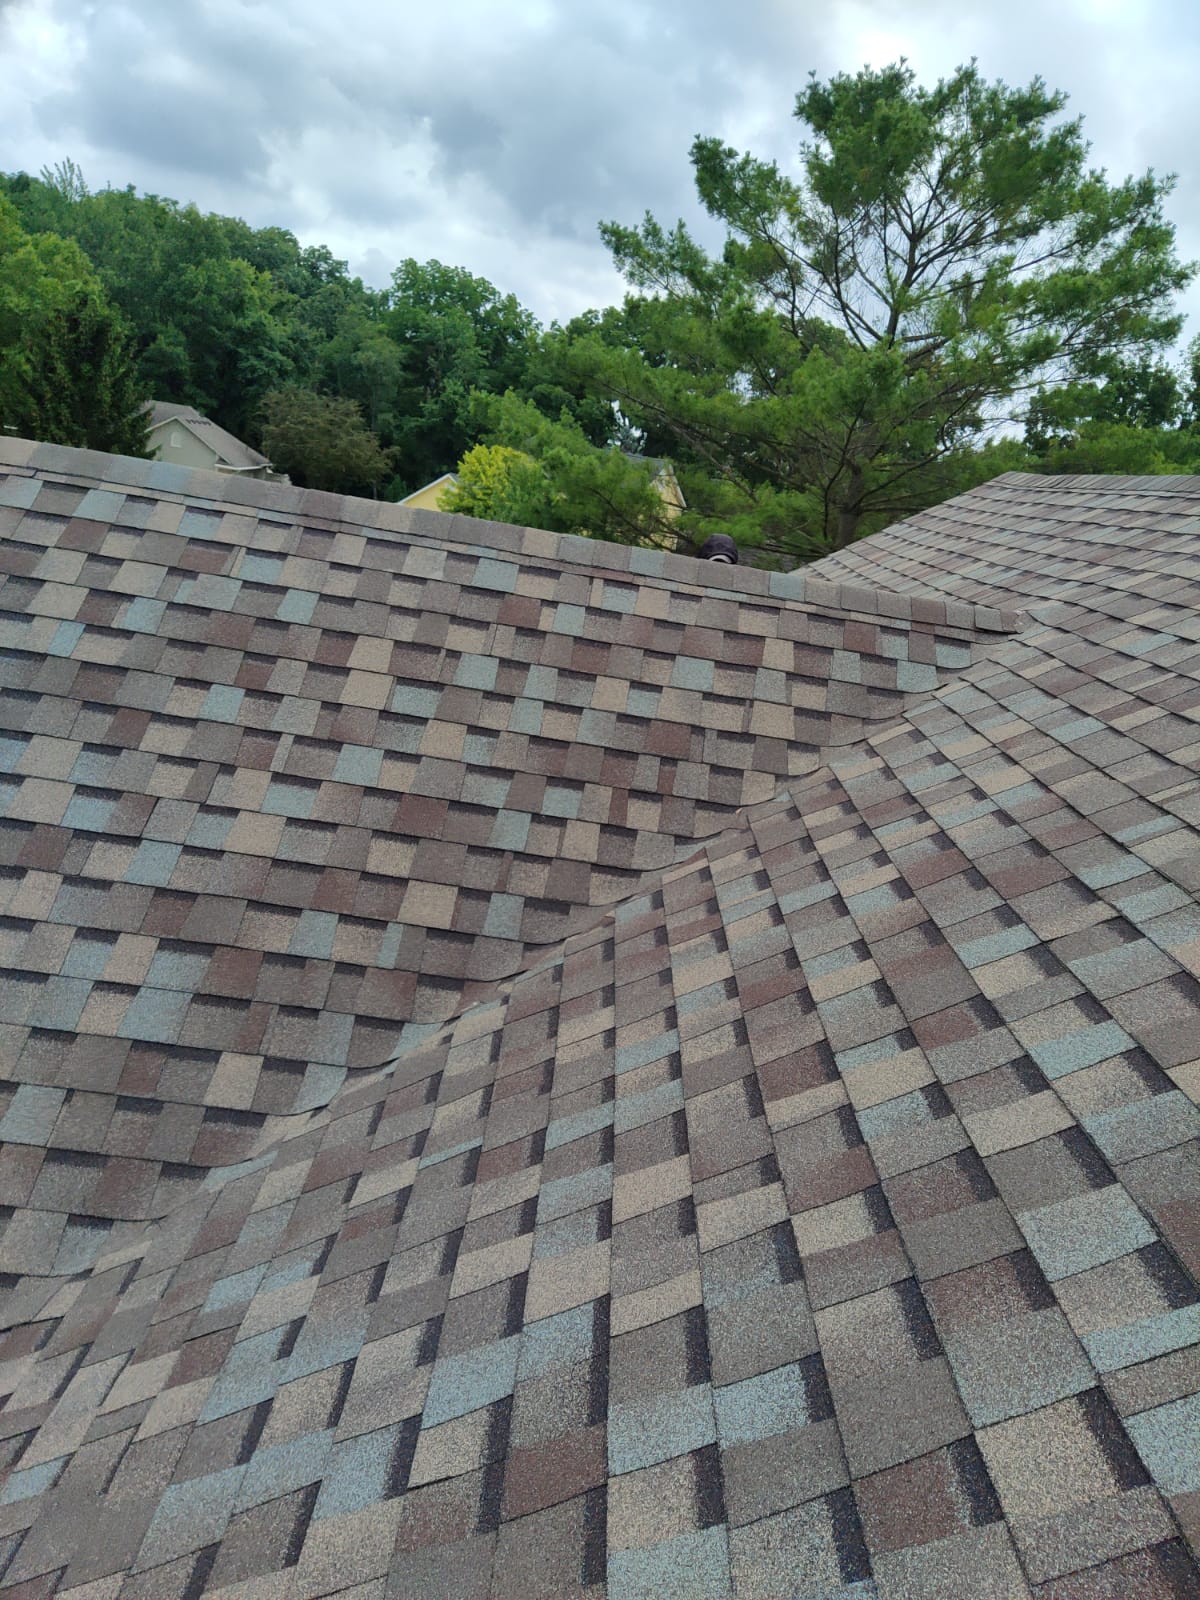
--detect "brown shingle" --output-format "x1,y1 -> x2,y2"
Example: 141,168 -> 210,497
1,441 -> 1198,1595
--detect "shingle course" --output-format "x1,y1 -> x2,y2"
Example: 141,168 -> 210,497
0,447 -> 1197,1595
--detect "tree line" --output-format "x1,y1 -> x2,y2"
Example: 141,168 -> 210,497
3,61 -> 1198,566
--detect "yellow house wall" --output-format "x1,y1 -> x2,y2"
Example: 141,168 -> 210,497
652,468 -> 686,520
400,476 -> 456,512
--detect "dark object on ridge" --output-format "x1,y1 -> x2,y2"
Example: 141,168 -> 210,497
699,534 -> 738,564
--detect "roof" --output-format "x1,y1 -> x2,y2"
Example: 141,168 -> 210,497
0,440 -> 1197,1599
144,401 -> 274,474
397,472 -> 459,498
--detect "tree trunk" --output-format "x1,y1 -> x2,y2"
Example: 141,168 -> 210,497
833,503 -> 861,549
832,465 -> 865,549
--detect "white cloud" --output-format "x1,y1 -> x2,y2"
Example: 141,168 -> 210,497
2,0 -> 1198,342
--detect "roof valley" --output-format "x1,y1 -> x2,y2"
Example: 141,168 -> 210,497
0,440 -> 1197,1597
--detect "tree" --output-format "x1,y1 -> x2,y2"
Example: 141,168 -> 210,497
1032,421 -> 1200,476
1,175 -> 301,438
471,391 -> 678,545
172,254 -> 293,437
571,61 -> 1192,560
0,167 -> 555,493
1177,336 -> 1200,430
320,315 -> 406,438
441,443 -> 556,526
381,259 -> 540,491
40,158 -> 90,206
1024,353 -> 1184,454
0,197 -> 147,453
260,387 -> 392,494
518,311 -> 631,447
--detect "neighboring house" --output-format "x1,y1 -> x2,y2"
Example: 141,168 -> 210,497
1,436 -> 1199,1598
396,470 -> 458,511
631,452 -> 686,520
142,399 -> 289,482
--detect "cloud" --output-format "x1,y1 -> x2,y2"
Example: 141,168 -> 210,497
3,0 -> 1199,336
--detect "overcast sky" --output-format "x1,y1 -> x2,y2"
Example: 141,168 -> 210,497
5,0 -> 1200,341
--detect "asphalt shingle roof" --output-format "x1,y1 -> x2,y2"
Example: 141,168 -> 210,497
0,440 -> 1197,1599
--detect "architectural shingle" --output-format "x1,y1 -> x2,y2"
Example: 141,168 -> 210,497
0,440 -> 1197,1597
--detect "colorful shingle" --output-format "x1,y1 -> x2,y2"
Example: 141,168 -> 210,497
0,441 -> 1197,1596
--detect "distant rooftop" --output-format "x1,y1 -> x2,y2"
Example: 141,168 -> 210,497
144,399 -> 275,475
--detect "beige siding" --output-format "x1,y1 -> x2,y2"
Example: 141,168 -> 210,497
147,425 -> 219,472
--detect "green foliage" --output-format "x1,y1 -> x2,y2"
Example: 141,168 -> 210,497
259,387 -> 392,494
1032,421 -> 1200,476
5,116 -> 1192,531
320,317 -> 405,438
1182,336 -> 1200,429
441,443 -> 555,526
2,177 -> 296,433
1025,355 -> 1184,453
377,259 -> 541,493
0,197 -> 147,453
40,158 -> 89,205
0,167 -> 563,497
576,60 -> 1192,560
473,391 -> 678,545
1019,347 -> 1200,478
519,311 -> 632,446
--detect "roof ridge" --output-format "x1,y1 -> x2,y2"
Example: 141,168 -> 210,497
0,435 -> 1021,635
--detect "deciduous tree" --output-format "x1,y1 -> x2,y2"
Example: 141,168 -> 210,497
441,443 -> 555,526
0,197 -> 147,453
260,387 -> 392,494
382,259 -> 540,492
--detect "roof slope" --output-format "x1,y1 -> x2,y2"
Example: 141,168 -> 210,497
0,444 -> 1198,1599
0,442 -> 1010,1267
819,469 -> 1200,617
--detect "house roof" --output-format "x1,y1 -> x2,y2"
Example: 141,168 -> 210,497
623,451 -> 678,477
144,401 -> 274,474
396,472 -> 459,505
0,440 -> 1197,1599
